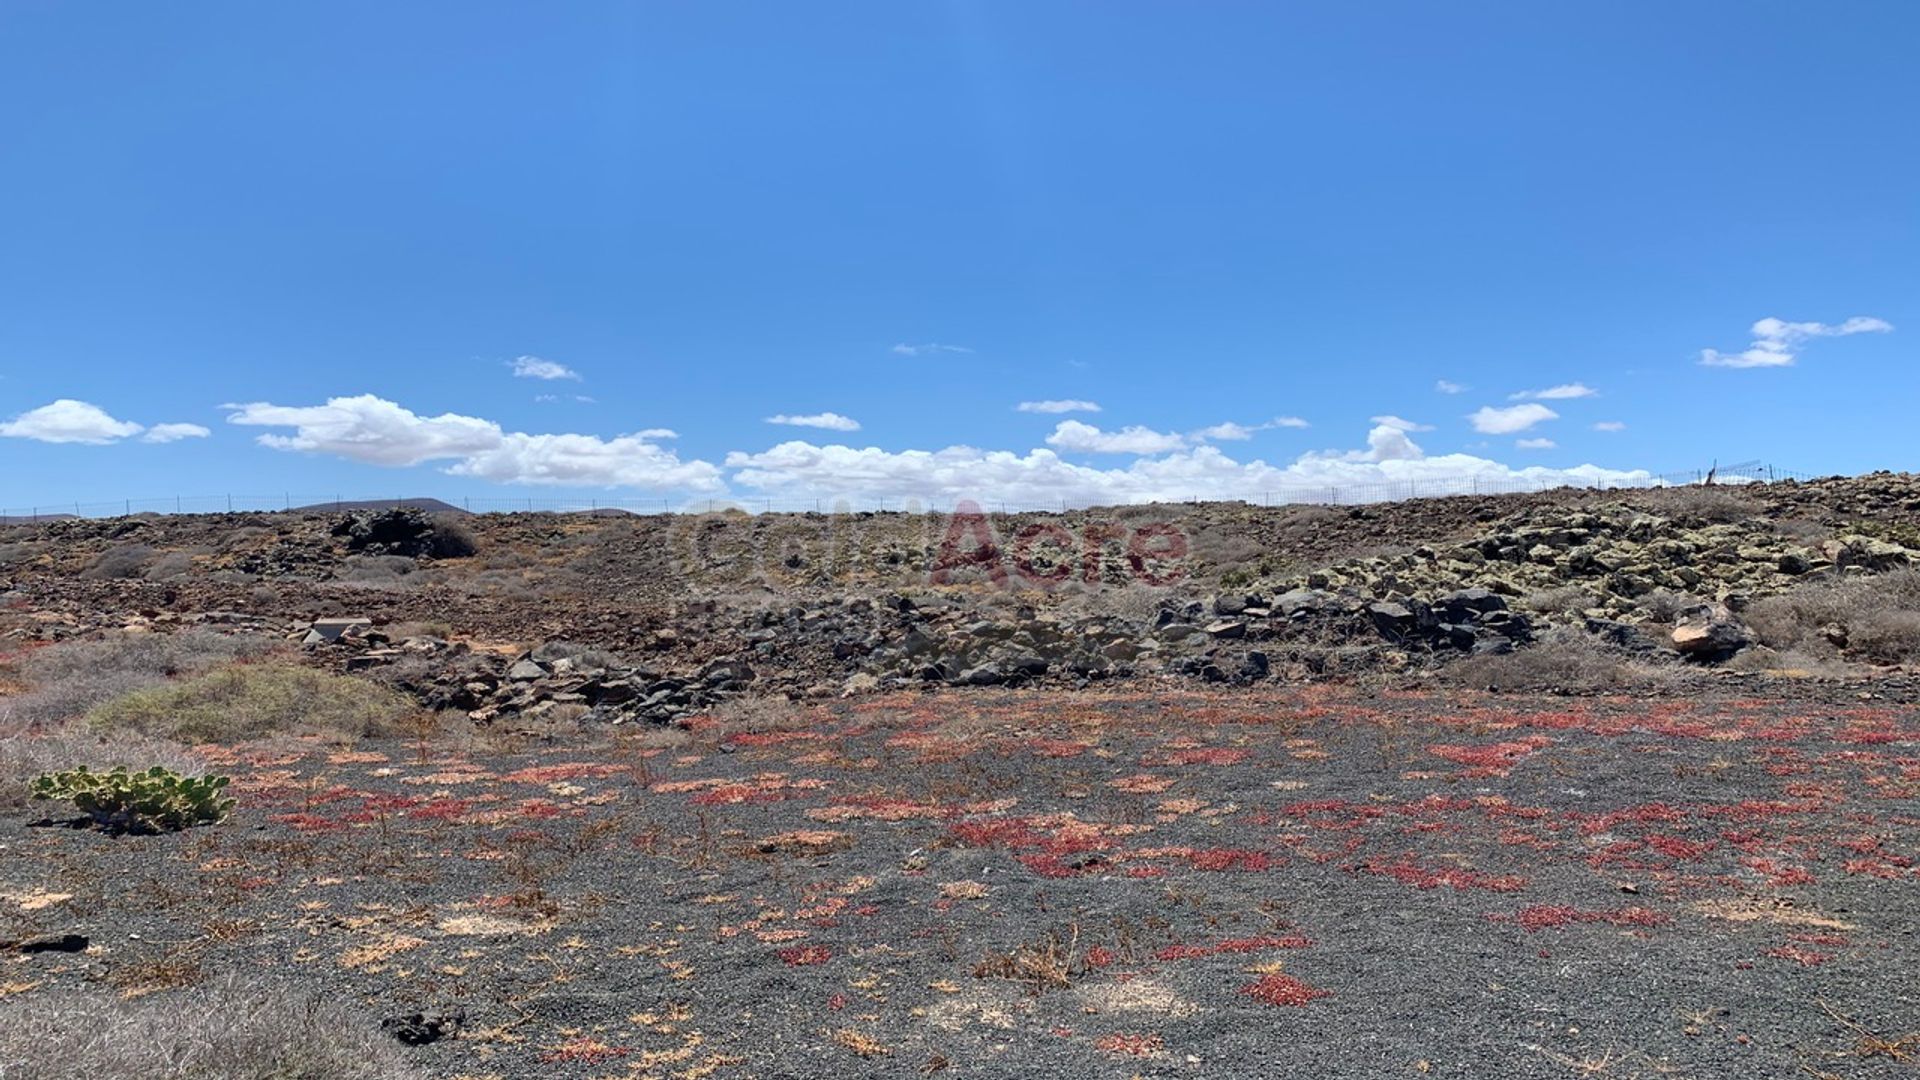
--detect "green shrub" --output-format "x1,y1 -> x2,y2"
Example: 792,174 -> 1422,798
89,662 -> 412,742
31,765 -> 233,832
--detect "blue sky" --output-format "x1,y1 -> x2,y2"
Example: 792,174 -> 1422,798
1,1 -> 1912,509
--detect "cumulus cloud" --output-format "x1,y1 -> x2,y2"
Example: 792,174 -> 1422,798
1434,379 -> 1467,394
1701,315 -> 1892,369
1370,415 -> 1433,432
1194,422 -> 1256,441
1469,403 -> 1558,434
0,400 -> 148,444
891,342 -> 973,357
1046,420 -> 1188,455
141,423 -> 211,443
1349,423 -> 1424,462
726,422 -> 1651,505
509,356 -> 582,381
765,412 -> 861,432
1593,421 -> 1626,432
226,394 -> 721,490
1193,417 -> 1311,442
1515,437 -> 1556,450
1015,399 -> 1101,414
1510,383 -> 1597,400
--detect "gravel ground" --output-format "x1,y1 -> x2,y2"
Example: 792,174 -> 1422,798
3,685 -> 1917,1079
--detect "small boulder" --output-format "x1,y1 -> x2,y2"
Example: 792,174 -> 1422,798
1672,618 -> 1752,662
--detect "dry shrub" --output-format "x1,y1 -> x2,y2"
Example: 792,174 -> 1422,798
90,662 -> 412,743
700,695 -> 809,737
0,541 -> 47,567
79,543 -> 156,580
1053,580 -> 1171,625
1632,485 -> 1762,524
1746,568 -> 1920,665
1721,645 -> 1853,677
4,630 -> 275,729
0,976 -> 425,1080
1639,588 -> 1700,624
0,721 -> 205,811
973,928 -> 1081,993
1437,628 -> 1678,693
142,550 -> 197,580
532,639 -> 621,669
333,554 -> 418,587
1523,585 -> 1597,618
426,514 -> 479,558
1185,527 -> 1264,575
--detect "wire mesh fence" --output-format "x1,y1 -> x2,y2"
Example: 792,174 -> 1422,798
0,464 -> 1829,522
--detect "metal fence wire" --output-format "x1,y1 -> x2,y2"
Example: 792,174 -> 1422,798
0,464 -> 1827,522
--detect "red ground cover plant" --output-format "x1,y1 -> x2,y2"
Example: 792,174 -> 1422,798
1427,736 -> 1553,777
1143,746 -> 1251,767
1094,1033 -> 1165,1056
1496,905 -> 1668,932
1185,848 -> 1276,872
1239,973 -> 1332,1007
777,945 -> 833,966
499,762 -> 626,784
1763,944 -> 1833,967
1155,935 -> 1312,961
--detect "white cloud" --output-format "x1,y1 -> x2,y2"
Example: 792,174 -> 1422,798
891,342 -> 973,357
726,423 -> 1651,505
1355,423 -> 1424,462
509,356 -> 582,381
765,412 -> 861,432
1194,422 -> 1256,441
1701,315 -> 1892,369
1592,421 -> 1626,432
1015,399 -> 1101,414
1434,379 -> 1467,394
1193,417 -> 1311,442
1046,420 -> 1187,455
1370,414 -> 1433,432
1510,383 -> 1597,400
1515,437 -> 1556,450
449,433 -> 721,489
1469,403 -> 1558,434
0,400 -> 146,444
226,394 -> 721,490
141,422 -> 211,443
227,396 -> 501,466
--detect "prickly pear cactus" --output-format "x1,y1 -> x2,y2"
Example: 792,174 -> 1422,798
30,765 -> 234,832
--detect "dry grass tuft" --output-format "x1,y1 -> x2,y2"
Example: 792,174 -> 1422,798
973,927 -> 1081,994
3,630 -> 275,729
1437,628 -> 1681,693
0,723 -> 206,811
0,975 -> 427,1080
1747,569 -> 1920,665
89,662 -> 413,743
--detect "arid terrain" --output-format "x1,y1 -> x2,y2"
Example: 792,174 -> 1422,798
3,477 -> 1919,1078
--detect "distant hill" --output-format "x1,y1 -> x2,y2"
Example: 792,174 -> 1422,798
290,498 -> 468,514
0,513 -> 78,524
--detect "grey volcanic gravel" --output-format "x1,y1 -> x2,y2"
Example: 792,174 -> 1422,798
2,686 -> 1916,1078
